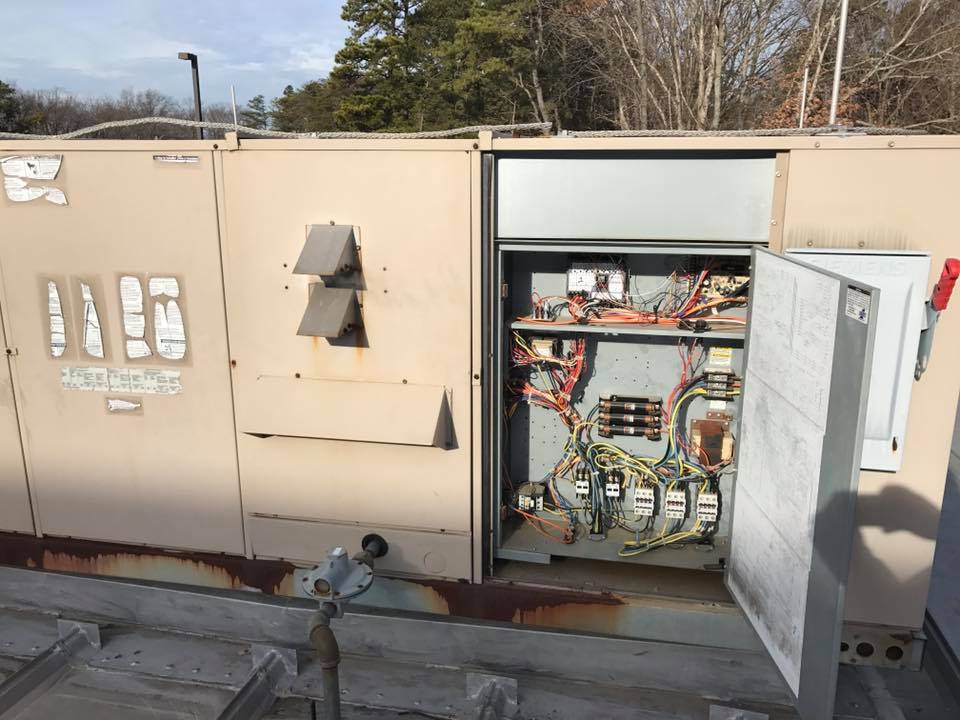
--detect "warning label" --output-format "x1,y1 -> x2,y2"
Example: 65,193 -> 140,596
845,286 -> 871,324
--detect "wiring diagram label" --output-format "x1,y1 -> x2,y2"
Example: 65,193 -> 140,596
844,286 -> 871,324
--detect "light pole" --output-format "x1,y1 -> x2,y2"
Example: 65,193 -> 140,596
177,52 -> 204,139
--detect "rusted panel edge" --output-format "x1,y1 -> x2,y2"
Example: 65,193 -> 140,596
0,533 -> 748,642
0,532 -> 297,595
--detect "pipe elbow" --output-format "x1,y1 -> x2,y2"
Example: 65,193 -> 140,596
308,618 -> 341,669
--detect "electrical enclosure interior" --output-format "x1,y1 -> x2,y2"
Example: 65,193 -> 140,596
491,153 -> 770,572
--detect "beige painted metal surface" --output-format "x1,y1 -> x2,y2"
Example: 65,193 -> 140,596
0,351 -> 31,534
0,149 -> 243,552
0,135 -> 957,631
217,149 -> 474,580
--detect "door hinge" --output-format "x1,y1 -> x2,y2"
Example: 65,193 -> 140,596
501,282 -> 509,299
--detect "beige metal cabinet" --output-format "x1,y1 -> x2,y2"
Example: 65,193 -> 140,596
0,343 -> 31,534
0,149 -> 243,552
219,148 -> 475,580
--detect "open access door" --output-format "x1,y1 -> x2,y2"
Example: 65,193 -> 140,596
727,249 -> 878,720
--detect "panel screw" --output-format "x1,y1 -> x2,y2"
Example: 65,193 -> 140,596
230,359 -> 237,368
806,240 -> 814,247
770,219 -> 778,226
213,144 -> 219,149
775,171 -> 782,177
295,372 -> 301,379
473,373 -> 480,380
888,140 -> 895,148
472,142 -> 479,149
858,240 -> 865,247
814,141 -> 821,148
383,289 -> 388,293
402,378 -> 408,384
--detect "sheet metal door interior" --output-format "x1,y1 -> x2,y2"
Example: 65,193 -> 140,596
728,249 -> 877,720
219,148 -> 475,580
0,149 -> 243,553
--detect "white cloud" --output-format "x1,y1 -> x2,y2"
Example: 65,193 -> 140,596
286,43 -> 336,74
225,61 -> 266,72
0,0 -> 349,102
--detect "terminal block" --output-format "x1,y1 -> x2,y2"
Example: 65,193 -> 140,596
604,469 -> 625,498
574,465 -> 591,497
665,489 -> 687,519
696,491 -> 720,522
634,485 -> 656,517
517,484 -> 544,512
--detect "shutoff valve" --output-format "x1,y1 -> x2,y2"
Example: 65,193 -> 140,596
915,258 -> 959,380
301,534 -> 388,611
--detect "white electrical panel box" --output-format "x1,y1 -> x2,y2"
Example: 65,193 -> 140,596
566,262 -> 628,300
787,250 -> 930,472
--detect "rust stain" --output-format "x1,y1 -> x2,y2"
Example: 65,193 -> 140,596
405,577 -> 624,624
0,534 -> 295,595
0,534 -> 638,636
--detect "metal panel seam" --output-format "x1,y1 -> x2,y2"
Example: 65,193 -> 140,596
212,148 -> 250,557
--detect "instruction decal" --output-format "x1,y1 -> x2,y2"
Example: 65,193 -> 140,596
844,286 -> 871,324
2,154 -> 67,205
62,367 -> 182,395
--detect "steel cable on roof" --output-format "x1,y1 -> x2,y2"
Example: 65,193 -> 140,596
0,117 -> 927,141
0,117 -> 552,140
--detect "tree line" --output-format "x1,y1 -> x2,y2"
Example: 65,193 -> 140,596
3,0 -> 960,138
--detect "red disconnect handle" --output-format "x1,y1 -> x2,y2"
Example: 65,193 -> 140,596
931,258 -> 960,312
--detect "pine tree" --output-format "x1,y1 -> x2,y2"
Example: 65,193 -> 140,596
239,94 -> 270,129
0,80 -> 26,133
330,0 -> 424,131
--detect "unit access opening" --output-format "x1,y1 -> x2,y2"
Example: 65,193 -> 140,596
492,244 -> 750,572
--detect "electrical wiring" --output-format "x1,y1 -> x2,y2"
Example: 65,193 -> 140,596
516,261 -> 748,331
506,284 -> 742,556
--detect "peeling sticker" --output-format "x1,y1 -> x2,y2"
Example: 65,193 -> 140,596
67,367 -> 182,395
80,283 -> 104,358
153,154 -> 199,164
107,398 -> 142,412
120,276 -> 151,357
1,154 -> 62,180
125,339 -> 152,359
47,281 -> 66,357
2,155 -> 67,204
61,366 -> 109,391
148,277 -> 180,298
123,314 -> 146,338
155,300 -> 186,360
4,178 -> 44,202
43,187 -> 67,205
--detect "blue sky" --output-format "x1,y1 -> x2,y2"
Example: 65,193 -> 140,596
0,1 -> 350,105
